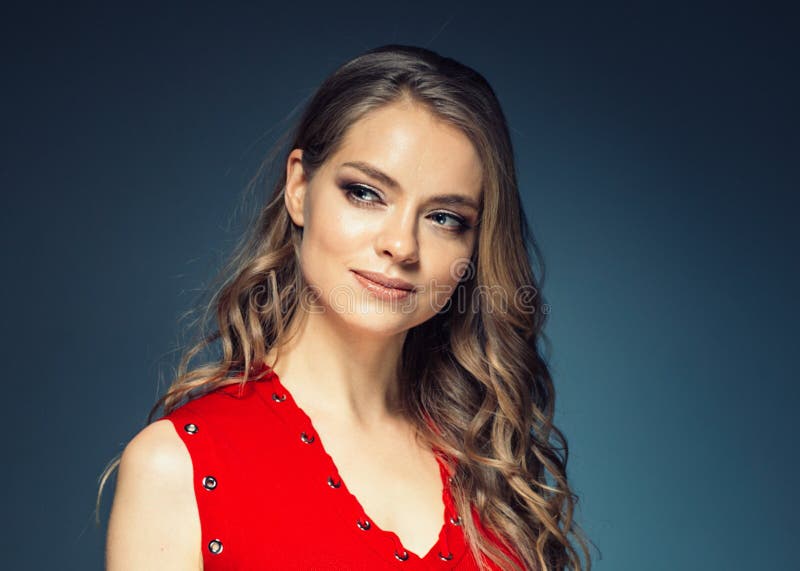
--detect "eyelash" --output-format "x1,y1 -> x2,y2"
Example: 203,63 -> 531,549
342,183 -> 473,234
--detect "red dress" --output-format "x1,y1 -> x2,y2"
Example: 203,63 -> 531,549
162,366 -> 523,570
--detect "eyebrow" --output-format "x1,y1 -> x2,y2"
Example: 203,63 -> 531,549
340,160 -> 481,212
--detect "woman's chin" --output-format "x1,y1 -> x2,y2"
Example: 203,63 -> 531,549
334,309 -> 423,336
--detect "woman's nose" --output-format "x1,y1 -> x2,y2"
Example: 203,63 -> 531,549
375,210 -> 419,264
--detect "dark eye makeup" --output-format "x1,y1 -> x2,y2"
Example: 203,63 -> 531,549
340,182 -> 473,234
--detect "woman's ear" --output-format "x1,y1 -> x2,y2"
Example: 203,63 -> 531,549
284,148 -> 307,228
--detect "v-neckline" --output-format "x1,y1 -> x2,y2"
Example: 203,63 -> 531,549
250,365 -> 465,564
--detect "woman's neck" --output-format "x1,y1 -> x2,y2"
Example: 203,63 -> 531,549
263,309 -> 409,428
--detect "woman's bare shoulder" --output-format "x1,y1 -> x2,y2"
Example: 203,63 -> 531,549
106,419 -> 202,570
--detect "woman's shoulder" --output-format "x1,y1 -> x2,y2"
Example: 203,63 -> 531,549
114,420 -> 194,507
119,383 -> 259,494
161,378 -> 273,424
121,418 -> 192,473
107,419 -> 201,569
159,378 -> 289,456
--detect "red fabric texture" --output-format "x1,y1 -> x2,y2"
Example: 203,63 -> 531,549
162,366 -> 524,570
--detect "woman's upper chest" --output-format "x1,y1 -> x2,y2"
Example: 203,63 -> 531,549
307,410 -> 448,557
173,377 -> 478,569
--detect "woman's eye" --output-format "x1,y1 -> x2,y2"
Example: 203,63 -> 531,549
430,212 -> 471,233
343,183 -> 472,234
344,183 -> 382,203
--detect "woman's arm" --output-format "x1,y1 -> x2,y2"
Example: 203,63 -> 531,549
106,419 -> 202,570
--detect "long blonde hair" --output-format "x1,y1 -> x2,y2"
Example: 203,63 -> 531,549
98,44 -> 593,571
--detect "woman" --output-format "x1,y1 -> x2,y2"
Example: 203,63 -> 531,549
101,44 -> 591,570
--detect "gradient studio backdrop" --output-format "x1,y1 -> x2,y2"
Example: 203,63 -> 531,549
2,2 -> 797,570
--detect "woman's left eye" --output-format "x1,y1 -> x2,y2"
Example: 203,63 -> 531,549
429,211 -> 470,231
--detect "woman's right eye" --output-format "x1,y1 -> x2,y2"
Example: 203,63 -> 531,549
343,183 -> 382,204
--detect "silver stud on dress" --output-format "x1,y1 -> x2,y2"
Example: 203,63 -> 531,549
356,518 -> 371,531
450,515 -> 462,526
272,392 -> 287,402
184,423 -> 198,434
208,539 -> 223,554
202,476 -> 217,491
300,431 -> 315,444
439,551 -> 454,561
327,476 -> 341,488
395,550 -> 409,561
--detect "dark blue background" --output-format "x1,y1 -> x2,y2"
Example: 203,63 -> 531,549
2,1 -> 797,569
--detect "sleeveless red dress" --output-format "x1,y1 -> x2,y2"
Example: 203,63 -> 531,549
162,366 -> 523,570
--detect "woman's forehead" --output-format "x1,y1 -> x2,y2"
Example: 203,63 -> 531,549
327,102 -> 484,198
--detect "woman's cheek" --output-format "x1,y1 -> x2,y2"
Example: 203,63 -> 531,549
329,208 -> 376,245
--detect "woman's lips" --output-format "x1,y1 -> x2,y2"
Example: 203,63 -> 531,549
351,270 -> 415,301
351,269 -> 415,291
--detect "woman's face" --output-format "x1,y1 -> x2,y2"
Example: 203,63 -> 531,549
284,99 -> 483,336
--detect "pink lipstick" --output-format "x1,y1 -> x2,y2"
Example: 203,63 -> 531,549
351,270 -> 415,301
